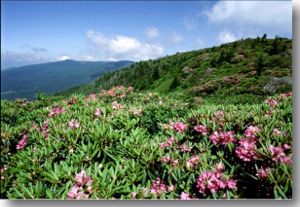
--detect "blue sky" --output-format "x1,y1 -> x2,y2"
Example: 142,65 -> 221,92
1,0 -> 292,68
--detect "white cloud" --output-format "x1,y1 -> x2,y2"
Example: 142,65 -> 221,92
218,30 -> 237,44
170,32 -> 183,44
86,29 -> 164,61
57,54 -> 71,61
80,55 -> 95,61
1,51 -> 50,68
144,27 -> 160,39
205,1 -> 291,35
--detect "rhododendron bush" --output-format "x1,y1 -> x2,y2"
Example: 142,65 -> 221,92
0,88 -> 292,199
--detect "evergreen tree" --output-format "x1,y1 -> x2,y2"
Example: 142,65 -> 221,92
169,76 -> 180,90
269,37 -> 279,55
256,55 -> 265,76
262,33 -> 267,40
152,67 -> 160,80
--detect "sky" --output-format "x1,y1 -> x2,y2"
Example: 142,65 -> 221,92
1,0 -> 292,69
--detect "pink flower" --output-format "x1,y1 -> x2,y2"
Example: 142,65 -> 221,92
150,178 -> 168,195
159,137 -> 176,149
48,107 -> 65,117
131,192 -> 137,198
172,122 -> 188,133
161,156 -> 179,166
269,145 -> 285,163
268,144 -> 292,165
168,185 -> 175,191
244,125 -> 261,139
107,89 -> 116,97
194,125 -> 209,136
127,86 -> 133,93
209,131 -> 235,145
75,170 -> 93,186
180,192 -> 191,200
67,185 -> 80,199
256,167 -> 270,179
116,85 -> 125,91
279,92 -> 292,100
16,133 -> 29,150
282,144 -> 291,150
112,101 -> 125,110
40,120 -> 49,139
196,170 -> 236,194
216,162 -> 224,172
272,128 -> 282,136
180,144 -> 192,152
281,156 -> 292,165
196,171 -> 219,194
86,93 -> 97,101
130,108 -> 143,116
265,98 -> 278,107
214,110 -> 225,119
226,179 -> 237,189
235,138 -> 258,162
68,119 -> 80,129
186,155 -> 199,169
161,156 -> 171,163
94,108 -> 102,117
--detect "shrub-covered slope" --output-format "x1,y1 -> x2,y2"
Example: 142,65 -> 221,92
59,37 -> 292,104
1,86 -> 292,199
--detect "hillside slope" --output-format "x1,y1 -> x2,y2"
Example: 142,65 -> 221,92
1,60 -> 134,100
59,37 -> 292,104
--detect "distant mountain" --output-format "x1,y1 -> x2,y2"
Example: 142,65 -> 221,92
1,60 -> 134,100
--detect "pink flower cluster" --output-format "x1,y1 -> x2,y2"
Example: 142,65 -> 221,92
171,122 -> 188,133
129,108 -> 143,116
196,163 -> 236,195
235,138 -> 259,162
279,91 -> 292,100
68,119 -> 80,129
112,101 -> 125,110
272,128 -> 283,136
40,120 -> 49,139
107,89 -> 116,97
256,167 -> 270,179
214,110 -> 225,119
16,133 -> 29,150
100,86 -> 133,98
67,170 -> 93,200
194,125 -> 209,136
161,156 -> 179,166
244,125 -> 261,139
180,144 -> 192,152
48,107 -> 65,117
159,137 -> 176,149
128,86 -> 133,93
264,98 -> 278,107
186,155 -> 200,169
150,178 -> 174,195
235,125 -> 261,162
180,192 -> 192,200
86,93 -> 97,101
209,131 -> 235,145
269,145 -> 292,165
94,108 -> 102,117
